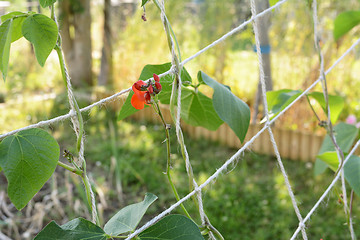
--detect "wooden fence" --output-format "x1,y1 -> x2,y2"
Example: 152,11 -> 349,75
128,105 -> 327,161
96,90 -> 359,162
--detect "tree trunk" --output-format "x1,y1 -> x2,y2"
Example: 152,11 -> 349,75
59,0 -> 93,88
252,0 -> 273,124
98,0 -> 113,86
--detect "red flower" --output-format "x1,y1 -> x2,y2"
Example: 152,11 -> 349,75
130,75 -> 162,110
131,80 -> 149,110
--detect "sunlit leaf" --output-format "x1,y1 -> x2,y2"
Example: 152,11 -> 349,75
104,193 -> 158,236
0,128 -> 59,210
308,92 -> 344,124
139,215 -> 204,240
1,11 -> 27,43
266,89 -> 302,119
39,0 -> 57,8
22,14 -> 58,67
314,123 -> 358,176
334,11 -> 360,41
316,151 -> 360,197
0,19 -> 13,81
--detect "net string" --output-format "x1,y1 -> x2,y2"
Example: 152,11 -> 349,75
0,1 -> 358,239
250,0 -> 308,239
0,0 -> 291,140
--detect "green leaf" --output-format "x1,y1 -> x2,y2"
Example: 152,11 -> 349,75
334,11 -> 360,41
0,128 -> 59,210
0,19 -> 13,81
180,88 -> 223,130
104,193 -> 158,236
118,91 -> 149,121
316,152 -> 360,197
317,151 -> 340,172
141,0 -> 150,7
39,0 -> 57,8
22,14 -> 58,67
314,123 -> 358,175
199,71 -> 250,143
344,155 -> 360,197
34,218 -> 107,240
139,215 -> 204,240
308,92 -> 344,123
266,89 -> 302,119
1,11 -> 27,43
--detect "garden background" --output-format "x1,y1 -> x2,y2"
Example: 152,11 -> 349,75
0,0 -> 360,239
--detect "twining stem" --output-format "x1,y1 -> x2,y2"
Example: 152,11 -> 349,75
152,102 -> 192,220
51,4 -> 98,224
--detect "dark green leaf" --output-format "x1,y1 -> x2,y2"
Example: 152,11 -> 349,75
139,215 -> 204,240
180,88 -> 223,130
308,92 -> 344,123
0,19 -> 13,81
34,218 -> 107,240
314,123 -> 358,175
334,11 -> 360,41
266,89 -> 302,119
141,0 -> 150,7
104,193 -> 158,236
199,71 -> 250,143
0,128 -> 59,210
1,11 -> 27,43
22,14 -> 58,67
39,0 -> 57,8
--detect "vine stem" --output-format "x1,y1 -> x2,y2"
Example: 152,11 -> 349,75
152,102 -> 193,221
51,4 -> 98,225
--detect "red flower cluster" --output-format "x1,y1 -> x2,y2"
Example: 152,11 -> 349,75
131,74 -> 162,110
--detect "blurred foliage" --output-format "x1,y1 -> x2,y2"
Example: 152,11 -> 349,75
2,0 -> 360,129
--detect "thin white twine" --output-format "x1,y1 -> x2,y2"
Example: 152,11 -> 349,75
158,0 -> 209,232
126,36 -> 360,240
312,1 -> 354,238
0,0 -> 288,140
250,0 -> 307,239
291,139 -> 360,240
0,1 -> 358,237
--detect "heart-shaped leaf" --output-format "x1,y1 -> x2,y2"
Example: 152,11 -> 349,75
344,155 -> 360,197
34,218 -> 107,240
104,193 -> 158,236
0,128 -> 60,210
22,14 -> 58,67
316,151 -> 360,197
139,215 -> 204,240
39,0 -> 57,8
199,71 -> 250,143
266,89 -> 302,119
0,19 -> 13,81
334,11 -> 360,41
308,92 -> 344,124
314,123 -> 358,175
180,88 -> 223,130
1,11 -> 27,43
